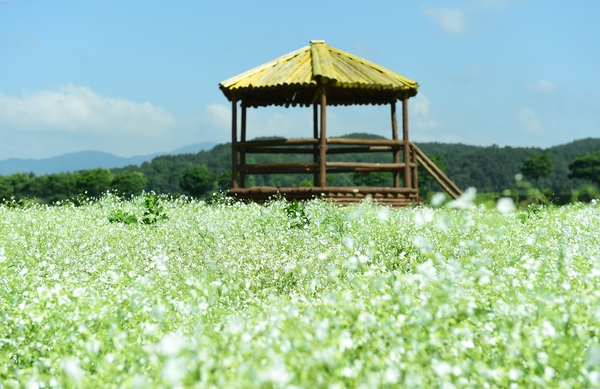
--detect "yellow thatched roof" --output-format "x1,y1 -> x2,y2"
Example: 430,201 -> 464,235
220,40 -> 418,108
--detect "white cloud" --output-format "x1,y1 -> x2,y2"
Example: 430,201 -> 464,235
409,94 -> 438,131
524,79 -> 555,93
0,85 -> 182,158
0,85 -> 176,134
202,103 -> 314,141
203,103 -> 231,132
422,6 -> 468,35
423,0 -> 523,35
517,107 -> 543,133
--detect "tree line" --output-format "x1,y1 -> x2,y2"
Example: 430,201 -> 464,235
1,134 -> 599,204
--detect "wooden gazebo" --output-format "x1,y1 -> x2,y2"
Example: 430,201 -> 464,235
219,40 -> 461,206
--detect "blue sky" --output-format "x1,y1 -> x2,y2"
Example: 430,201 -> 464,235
1,0 -> 599,159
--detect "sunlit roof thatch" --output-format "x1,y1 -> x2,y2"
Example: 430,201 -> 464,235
220,40 -> 418,108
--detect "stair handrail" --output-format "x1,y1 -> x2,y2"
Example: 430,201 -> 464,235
411,143 -> 463,200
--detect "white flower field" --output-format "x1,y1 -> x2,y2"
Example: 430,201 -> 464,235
1,192 -> 600,388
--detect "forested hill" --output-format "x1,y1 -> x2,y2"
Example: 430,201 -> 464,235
417,137 -> 600,194
111,134 -> 600,195
1,135 -> 599,203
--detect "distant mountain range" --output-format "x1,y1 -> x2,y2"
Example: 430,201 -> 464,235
0,142 -> 217,176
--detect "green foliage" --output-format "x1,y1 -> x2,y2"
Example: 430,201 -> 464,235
2,135 -> 600,202
76,168 -> 114,197
568,150 -> 600,187
298,178 -> 314,187
350,171 -> 391,187
108,195 -> 168,225
521,154 -> 553,187
217,170 -> 232,190
179,165 -> 216,197
107,209 -> 139,224
111,172 -> 148,197
419,138 -> 600,194
140,195 -> 168,224
283,199 -> 310,228
418,154 -> 446,199
0,176 -> 13,200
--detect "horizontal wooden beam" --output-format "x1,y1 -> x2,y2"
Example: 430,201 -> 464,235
327,138 -> 405,146
228,186 -> 418,195
238,138 -> 404,148
240,146 -> 396,154
238,162 -> 318,173
243,169 -> 317,175
326,168 -> 398,173
237,138 -> 319,148
326,162 -> 415,170
240,147 -> 315,154
326,146 -> 395,154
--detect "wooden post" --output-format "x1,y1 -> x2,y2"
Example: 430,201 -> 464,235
240,103 -> 247,188
412,145 -> 419,194
313,102 -> 319,186
391,101 -> 400,187
319,84 -> 327,187
402,93 -> 411,189
231,99 -> 238,189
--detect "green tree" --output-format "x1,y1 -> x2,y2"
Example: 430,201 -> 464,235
521,154 -> 552,187
351,171 -> 391,187
416,155 -> 447,200
179,165 -> 216,197
568,150 -> 600,187
218,171 -> 232,190
47,173 -> 78,201
111,172 -> 148,197
76,168 -> 114,197
7,173 -> 30,198
0,176 -> 13,200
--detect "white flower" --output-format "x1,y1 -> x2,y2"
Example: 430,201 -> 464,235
496,197 -> 515,213
158,333 -> 188,356
61,358 -> 84,383
162,358 -> 187,384
432,359 -> 452,377
413,236 -> 433,253
414,208 -> 434,226
377,207 -> 390,221
448,187 -> 476,209
339,331 -> 354,351
431,192 -> 446,207
384,366 -> 400,383
417,260 -> 437,279
260,361 -> 293,387
342,237 -> 354,250
509,368 -> 522,380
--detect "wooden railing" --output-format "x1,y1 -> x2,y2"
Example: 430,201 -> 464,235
411,144 -> 462,199
233,137 -> 461,199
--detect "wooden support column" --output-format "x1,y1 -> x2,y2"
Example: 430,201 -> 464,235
319,84 -> 327,187
240,103 -> 247,188
231,99 -> 238,189
391,101 -> 400,187
402,93 -> 411,189
313,102 -> 319,186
